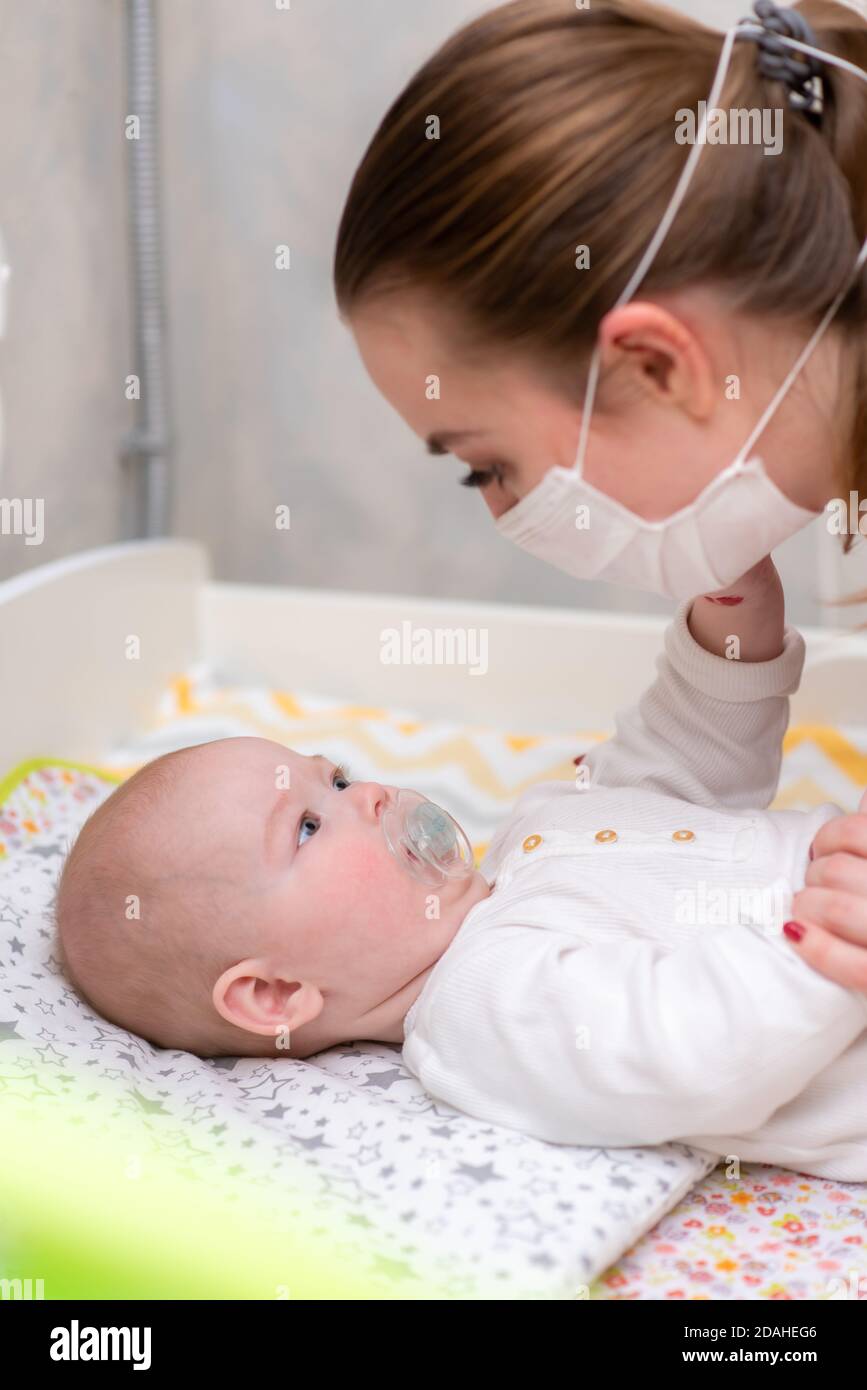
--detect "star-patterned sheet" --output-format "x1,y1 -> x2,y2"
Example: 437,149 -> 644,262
2,667 -> 866,1300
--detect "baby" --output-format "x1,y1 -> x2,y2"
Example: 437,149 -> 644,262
54,560 -> 867,1180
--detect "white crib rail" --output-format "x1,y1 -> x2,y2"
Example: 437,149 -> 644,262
0,541 -> 207,769
202,579 -> 867,733
2,540 -> 867,774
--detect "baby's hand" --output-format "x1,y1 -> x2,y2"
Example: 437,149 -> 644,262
787,791 -> 867,991
687,556 -> 785,662
703,555 -> 782,607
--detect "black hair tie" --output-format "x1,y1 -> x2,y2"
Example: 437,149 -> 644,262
740,0 -> 826,123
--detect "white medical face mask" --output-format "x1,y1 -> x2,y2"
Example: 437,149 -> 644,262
497,21 -> 867,600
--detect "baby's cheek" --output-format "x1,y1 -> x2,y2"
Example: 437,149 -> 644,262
341,837 -> 426,917
332,836 -> 392,891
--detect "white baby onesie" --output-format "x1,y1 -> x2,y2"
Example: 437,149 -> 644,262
401,602 -> 867,1180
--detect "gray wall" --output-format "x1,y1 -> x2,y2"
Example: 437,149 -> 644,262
0,0 -> 131,575
1,0 -> 865,624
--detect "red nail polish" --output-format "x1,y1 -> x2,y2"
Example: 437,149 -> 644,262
784,921 -> 806,943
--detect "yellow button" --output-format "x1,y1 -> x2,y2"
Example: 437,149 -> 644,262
522,834 -> 543,852
672,829 -> 696,842
594,829 -> 617,844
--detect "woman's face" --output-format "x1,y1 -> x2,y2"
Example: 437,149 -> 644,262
347,285 -> 841,522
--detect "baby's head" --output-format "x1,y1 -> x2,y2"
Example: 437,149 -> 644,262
53,738 -> 490,1058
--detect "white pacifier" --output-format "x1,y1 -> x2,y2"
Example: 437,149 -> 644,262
382,789 -> 475,886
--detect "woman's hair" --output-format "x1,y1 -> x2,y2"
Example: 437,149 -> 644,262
333,0 -> 867,548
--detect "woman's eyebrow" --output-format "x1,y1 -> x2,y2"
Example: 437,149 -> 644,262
426,430 -> 484,456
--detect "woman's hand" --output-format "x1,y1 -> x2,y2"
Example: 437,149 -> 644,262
787,789 -> 867,991
687,556 -> 785,662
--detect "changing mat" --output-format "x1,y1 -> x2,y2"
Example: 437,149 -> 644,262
0,762 -> 712,1300
2,668 -> 866,1299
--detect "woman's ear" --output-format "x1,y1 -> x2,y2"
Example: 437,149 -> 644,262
212,959 -> 324,1043
597,300 -> 716,421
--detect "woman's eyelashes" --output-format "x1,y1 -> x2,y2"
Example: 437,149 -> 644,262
297,765 -> 352,846
459,463 -> 505,490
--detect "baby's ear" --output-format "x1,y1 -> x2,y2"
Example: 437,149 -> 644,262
212,961 -> 323,1043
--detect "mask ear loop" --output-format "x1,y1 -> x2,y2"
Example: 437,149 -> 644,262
573,24 -> 741,477
573,23 -> 867,481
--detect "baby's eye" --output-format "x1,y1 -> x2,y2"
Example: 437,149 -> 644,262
332,765 -> 352,791
297,813 -> 320,847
